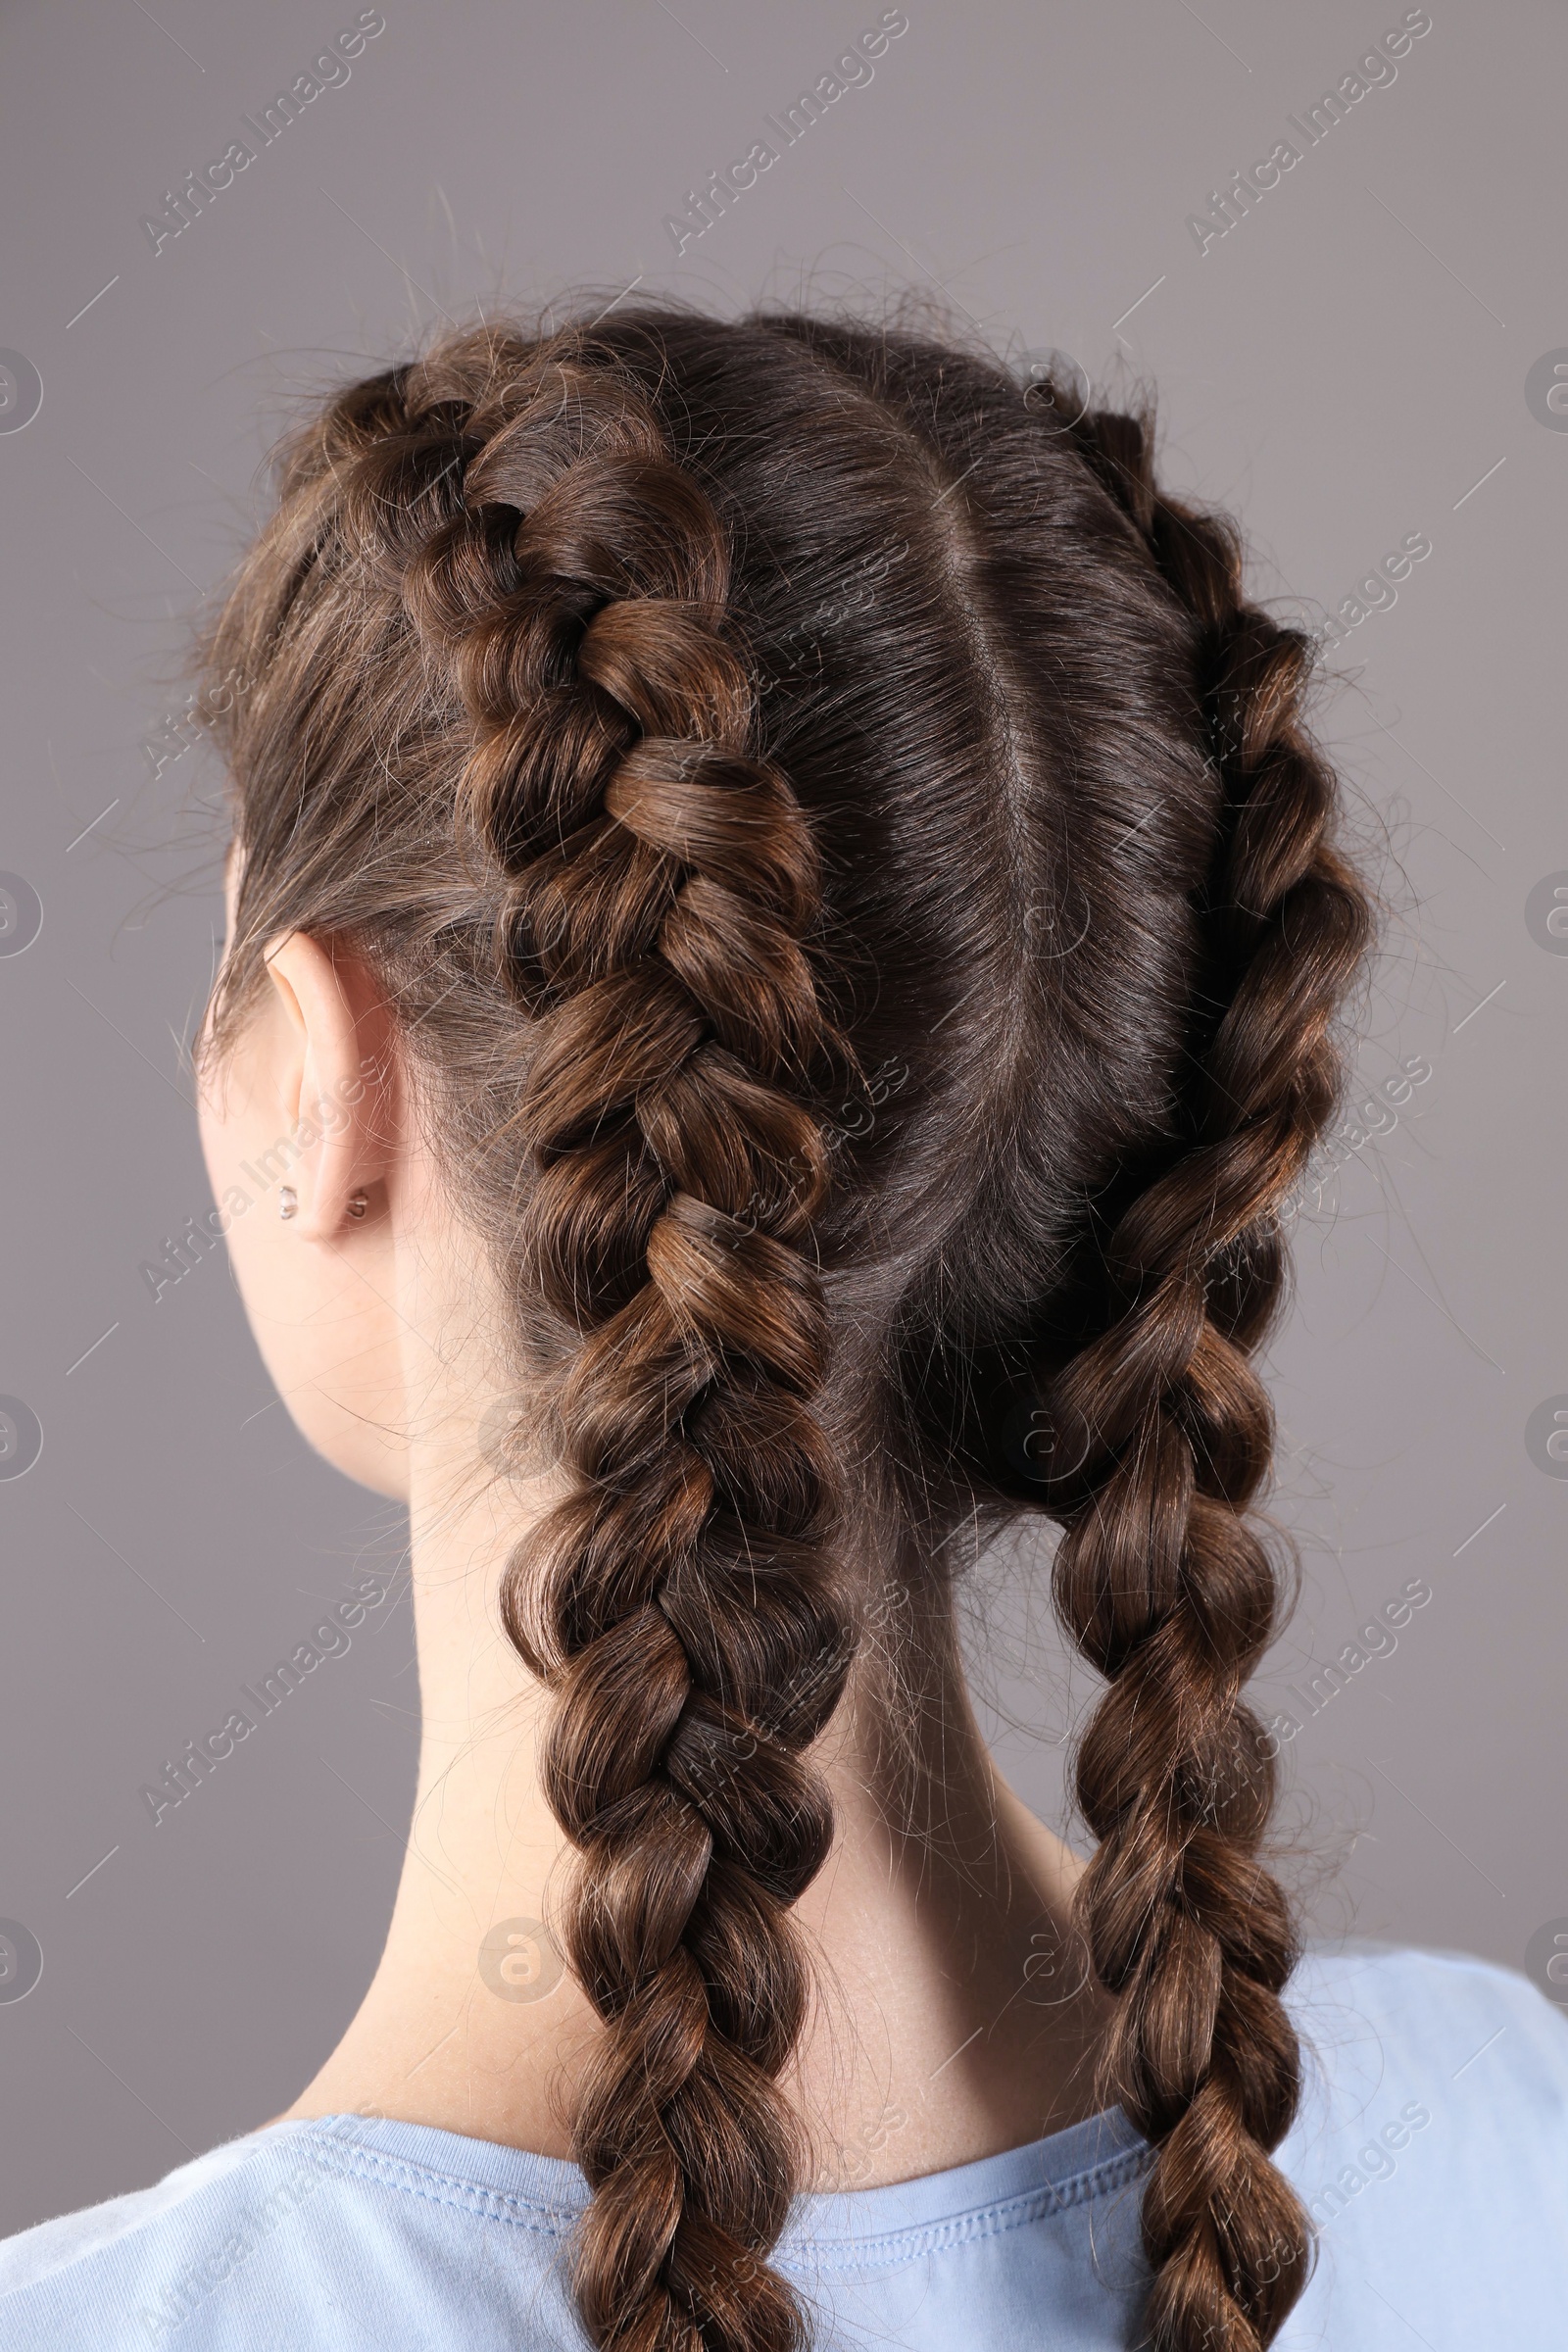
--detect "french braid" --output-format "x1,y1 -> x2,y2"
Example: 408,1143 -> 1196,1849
384,348 -> 854,2350
1039,405 -> 1369,2348
399,347 -> 854,2352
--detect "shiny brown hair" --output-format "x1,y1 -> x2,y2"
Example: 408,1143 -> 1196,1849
198,301 -> 1370,2351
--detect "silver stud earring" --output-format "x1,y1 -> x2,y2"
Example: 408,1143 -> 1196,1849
278,1186 -> 298,1220
346,1191 -> 369,1221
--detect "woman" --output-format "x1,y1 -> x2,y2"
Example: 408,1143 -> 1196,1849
4,304 -> 1563,2350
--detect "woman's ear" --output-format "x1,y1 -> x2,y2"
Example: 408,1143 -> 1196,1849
261,933 -> 398,1242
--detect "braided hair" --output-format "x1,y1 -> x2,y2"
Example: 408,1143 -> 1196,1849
199,302 -> 1370,2352
1041,405 -> 1366,2347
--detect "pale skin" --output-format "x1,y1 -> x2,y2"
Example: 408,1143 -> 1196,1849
197,849 -> 1110,2191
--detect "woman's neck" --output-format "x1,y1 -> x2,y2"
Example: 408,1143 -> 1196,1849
279,1448 -> 1109,2187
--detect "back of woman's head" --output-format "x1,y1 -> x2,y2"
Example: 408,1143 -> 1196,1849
198,301 -> 1370,2352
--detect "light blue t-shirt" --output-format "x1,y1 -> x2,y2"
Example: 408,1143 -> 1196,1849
3,1943 -> 1564,2349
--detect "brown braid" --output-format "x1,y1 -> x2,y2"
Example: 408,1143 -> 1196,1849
1039,405 -> 1369,2348
198,303 -> 1372,2352
398,348 -> 855,2351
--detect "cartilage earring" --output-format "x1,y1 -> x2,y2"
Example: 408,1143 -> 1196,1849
278,1187 -> 298,1220
346,1191 -> 369,1221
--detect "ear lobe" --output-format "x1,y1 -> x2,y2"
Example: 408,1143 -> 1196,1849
262,932 -> 394,1241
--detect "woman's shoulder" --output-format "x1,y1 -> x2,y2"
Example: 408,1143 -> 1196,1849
0,2122 -> 319,2345
1273,1939 -> 1568,2344
1288,1933 -> 1568,2128
0,2111 -> 582,2349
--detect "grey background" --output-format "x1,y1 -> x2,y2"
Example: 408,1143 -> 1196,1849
1,0 -> 1562,2237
